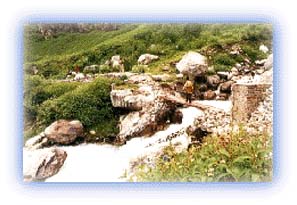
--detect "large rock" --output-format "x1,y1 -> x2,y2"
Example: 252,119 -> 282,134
110,89 -> 155,111
23,147 -> 67,181
117,100 -> 178,143
206,75 -> 220,88
138,54 -> 159,65
176,51 -> 208,78
203,90 -> 216,100
259,44 -> 269,53
111,55 -> 124,72
44,120 -> 84,144
220,81 -> 235,93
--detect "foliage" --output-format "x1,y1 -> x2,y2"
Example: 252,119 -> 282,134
36,77 -> 119,138
132,129 -> 272,182
24,24 -> 272,79
23,75 -> 81,124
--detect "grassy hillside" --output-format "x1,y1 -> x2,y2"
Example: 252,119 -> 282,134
24,24 -> 272,78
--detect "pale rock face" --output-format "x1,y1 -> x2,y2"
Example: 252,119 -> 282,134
74,73 -> 85,81
25,132 -> 48,150
23,147 -> 67,181
44,120 -> 84,145
137,54 -> 159,65
259,44 -> 269,53
176,51 -> 208,77
264,54 -> 273,70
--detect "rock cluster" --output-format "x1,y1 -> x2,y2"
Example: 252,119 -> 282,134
190,107 -> 232,136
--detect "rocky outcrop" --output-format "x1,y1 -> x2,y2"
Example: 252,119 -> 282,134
110,88 -> 155,111
138,54 -> 159,65
191,106 -> 232,136
23,147 -> 67,181
44,120 -> 84,145
117,100 -> 180,143
176,51 -> 208,78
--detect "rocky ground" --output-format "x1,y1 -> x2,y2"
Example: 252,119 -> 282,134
23,50 -> 273,182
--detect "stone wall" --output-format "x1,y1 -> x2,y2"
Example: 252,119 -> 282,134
231,83 -> 272,123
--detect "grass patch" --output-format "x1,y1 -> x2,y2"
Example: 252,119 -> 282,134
131,129 -> 272,182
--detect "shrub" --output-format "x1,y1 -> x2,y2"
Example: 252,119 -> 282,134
131,129 -> 272,182
241,44 -> 268,62
24,78 -> 81,124
213,53 -> 236,66
37,77 -> 118,137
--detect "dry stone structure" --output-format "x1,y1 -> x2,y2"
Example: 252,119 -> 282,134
231,83 -> 272,123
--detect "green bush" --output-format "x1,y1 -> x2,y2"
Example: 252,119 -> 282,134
131,129 -> 272,182
241,44 -> 268,62
24,77 -> 81,124
213,53 -> 236,66
37,77 -> 119,137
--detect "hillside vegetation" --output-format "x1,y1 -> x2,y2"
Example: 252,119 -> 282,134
24,24 -> 272,78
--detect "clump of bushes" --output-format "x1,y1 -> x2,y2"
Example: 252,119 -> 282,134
24,75 -> 81,124
131,129 -> 272,182
36,77 -> 119,138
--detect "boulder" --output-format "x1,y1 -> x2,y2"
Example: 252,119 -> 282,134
111,55 -> 124,72
259,44 -> 269,53
23,147 -> 67,181
206,75 -> 220,88
176,51 -> 208,78
138,54 -> 159,65
44,120 -> 84,144
203,90 -> 216,100
74,73 -> 85,81
110,89 -> 155,111
117,100 -> 177,143
264,54 -> 273,70
220,81 -> 235,93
